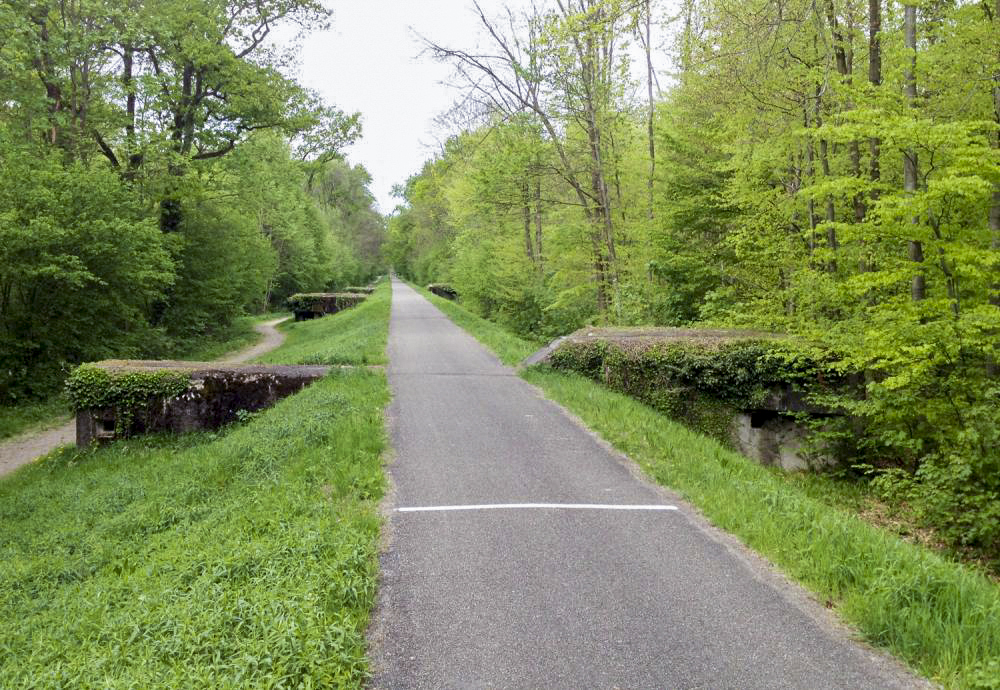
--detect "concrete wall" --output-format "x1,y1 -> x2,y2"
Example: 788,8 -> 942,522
76,363 -> 330,446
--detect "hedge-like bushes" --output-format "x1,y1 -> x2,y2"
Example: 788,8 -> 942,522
65,363 -> 192,434
546,336 -> 841,444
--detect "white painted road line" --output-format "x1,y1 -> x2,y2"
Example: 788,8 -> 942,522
397,503 -> 679,513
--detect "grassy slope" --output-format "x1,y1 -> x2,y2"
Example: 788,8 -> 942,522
0,313 -> 289,443
258,284 -> 390,366
424,292 -> 1000,689
0,397 -> 71,442
175,312 -> 290,362
0,292 -> 390,687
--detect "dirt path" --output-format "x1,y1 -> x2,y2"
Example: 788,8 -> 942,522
0,317 -> 290,478
219,317 -> 289,364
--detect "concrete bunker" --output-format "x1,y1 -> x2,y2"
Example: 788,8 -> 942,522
529,327 -> 846,471
70,360 -> 330,446
287,292 -> 368,321
427,283 -> 458,300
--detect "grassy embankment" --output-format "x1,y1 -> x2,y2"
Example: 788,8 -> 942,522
0,284 -> 390,687
418,286 -> 1000,690
0,313 -> 290,443
257,286 -> 390,366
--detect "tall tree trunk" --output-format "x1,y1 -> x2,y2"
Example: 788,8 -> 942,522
990,0 -> 1000,307
903,3 -> 925,301
522,181 -> 535,263
645,0 -> 655,220
825,0 -> 865,226
815,98 -> 839,271
534,176 -> 544,272
860,0 -> 883,274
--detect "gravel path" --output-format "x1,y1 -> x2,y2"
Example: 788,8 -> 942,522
0,317 -> 289,477
370,279 -> 925,689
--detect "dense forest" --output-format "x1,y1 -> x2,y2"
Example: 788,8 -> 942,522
0,0 -> 385,403
387,0 -> 1000,557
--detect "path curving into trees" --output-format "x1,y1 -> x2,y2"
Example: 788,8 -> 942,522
0,317 -> 290,478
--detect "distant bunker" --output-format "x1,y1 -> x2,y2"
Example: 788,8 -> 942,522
427,283 -> 458,300
72,360 -> 330,446
529,328 -> 844,471
287,292 -> 368,321
344,286 -> 376,294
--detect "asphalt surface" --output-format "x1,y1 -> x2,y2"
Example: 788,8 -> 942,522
371,279 -> 924,689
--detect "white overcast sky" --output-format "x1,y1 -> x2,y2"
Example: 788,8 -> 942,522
289,0 -> 523,213
290,0 -> 675,214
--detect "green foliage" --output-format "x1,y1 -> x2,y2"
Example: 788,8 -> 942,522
65,364 -> 191,434
546,337 -> 843,443
0,135 -> 174,400
391,0 -> 1000,579
0,3 -> 383,406
0,369 -> 388,687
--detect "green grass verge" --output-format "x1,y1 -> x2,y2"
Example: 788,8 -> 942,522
0,371 -> 387,687
411,283 -> 543,366
0,291 -> 392,687
257,284 -> 390,366
0,396 -> 71,442
428,294 -> 1000,689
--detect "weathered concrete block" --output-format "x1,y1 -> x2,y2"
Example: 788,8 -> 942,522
427,283 -> 458,300
73,360 -> 330,446
344,286 -> 375,295
287,292 -> 368,321
532,328 -> 845,472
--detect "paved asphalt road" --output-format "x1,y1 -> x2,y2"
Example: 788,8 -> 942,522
371,279 -> 924,689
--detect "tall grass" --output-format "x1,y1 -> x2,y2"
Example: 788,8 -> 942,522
258,283 -> 390,366
0,370 -> 388,687
423,291 -> 1000,688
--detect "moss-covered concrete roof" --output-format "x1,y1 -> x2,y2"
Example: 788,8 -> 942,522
91,360 -> 331,379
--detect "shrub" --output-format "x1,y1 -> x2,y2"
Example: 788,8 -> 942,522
65,364 -> 191,434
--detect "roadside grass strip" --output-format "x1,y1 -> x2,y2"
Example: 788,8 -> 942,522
258,281 -> 391,366
0,369 -> 389,688
425,292 -> 1000,689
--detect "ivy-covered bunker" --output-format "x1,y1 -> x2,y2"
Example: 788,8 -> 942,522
287,292 -> 368,321
530,328 -> 850,471
67,360 -> 331,445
